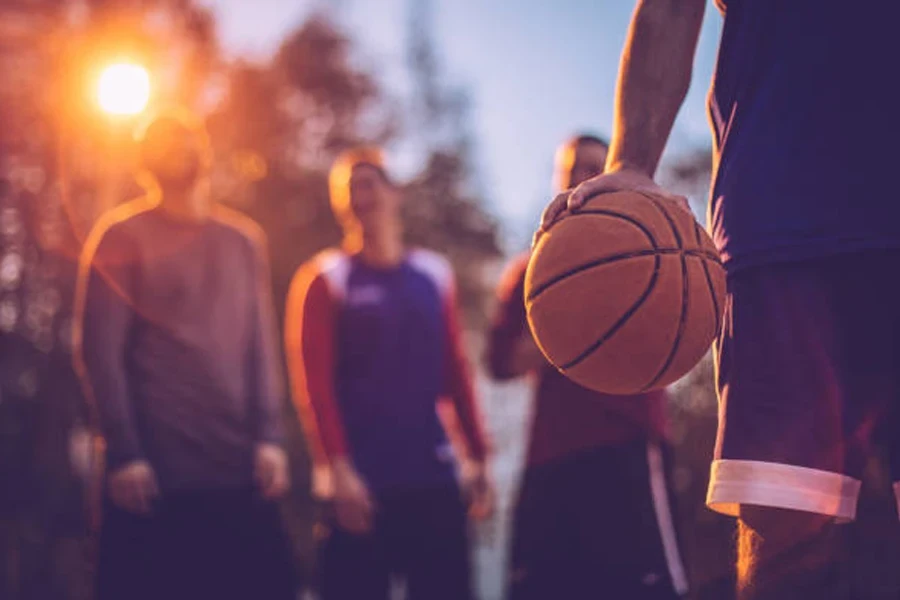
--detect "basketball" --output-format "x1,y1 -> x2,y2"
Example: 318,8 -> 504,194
525,190 -> 726,395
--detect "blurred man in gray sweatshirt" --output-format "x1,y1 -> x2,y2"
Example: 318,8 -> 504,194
73,109 -> 295,600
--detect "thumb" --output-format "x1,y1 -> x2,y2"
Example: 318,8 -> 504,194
570,177 -> 614,209
538,191 -> 572,233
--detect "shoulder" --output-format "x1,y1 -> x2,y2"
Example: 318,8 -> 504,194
211,205 -> 267,251
291,249 -> 351,301
81,197 -> 155,264
408,248 -> 454,296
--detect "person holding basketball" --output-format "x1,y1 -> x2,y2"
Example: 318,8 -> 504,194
539,1 -> 900,598
285,147 -> 493,600
73,111 -> 295,600
488,134 -> 688,600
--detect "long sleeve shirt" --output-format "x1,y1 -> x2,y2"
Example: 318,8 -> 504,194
285,248 -> 488,494
73,199 -> 284,492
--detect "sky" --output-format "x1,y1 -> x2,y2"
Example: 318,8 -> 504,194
201,0 -> 723,248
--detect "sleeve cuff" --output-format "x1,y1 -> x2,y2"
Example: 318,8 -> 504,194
256,422 -> 286,447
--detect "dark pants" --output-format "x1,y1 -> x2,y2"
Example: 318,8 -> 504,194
97,487 -> 295,600
509,440 -> 687,600
317,485 -> 472,600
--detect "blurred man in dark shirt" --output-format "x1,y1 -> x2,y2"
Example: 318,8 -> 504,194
286,147 -> 492,600
487,134 -> 687,600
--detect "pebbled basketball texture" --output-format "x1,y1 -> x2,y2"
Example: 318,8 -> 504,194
525,190 -> 726,395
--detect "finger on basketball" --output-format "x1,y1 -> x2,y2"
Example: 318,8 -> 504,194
541,192 -> 572,229
524,189 -> 726,394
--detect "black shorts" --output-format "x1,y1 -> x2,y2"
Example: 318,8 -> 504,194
508,439 -> 688,600
708,251 -> 900,520
96,487 -> 295,600
316,484 -> 472,600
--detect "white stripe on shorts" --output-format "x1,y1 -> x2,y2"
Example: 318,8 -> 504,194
647,443 -> 689,596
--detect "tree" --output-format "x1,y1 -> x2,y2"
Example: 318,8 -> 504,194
403,0 -> 501,329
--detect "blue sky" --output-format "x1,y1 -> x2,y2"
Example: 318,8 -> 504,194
202,0 -> 723,248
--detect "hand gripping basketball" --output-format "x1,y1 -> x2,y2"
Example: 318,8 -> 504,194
525,190 -> 726,395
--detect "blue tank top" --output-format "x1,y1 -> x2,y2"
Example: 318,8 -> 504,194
709,0 -> 900,272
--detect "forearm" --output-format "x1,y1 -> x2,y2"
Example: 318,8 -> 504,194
248,239 -> 286,445
607,0 -> 706,176
511,335 -> 546,376
73,262 -> 143,470
451,391 -> 489,461
294,388 -> 349,462
75,346 -> 144,469
251,311 -> 286,446
255,396 -> 284,446
286,269 -> 351,464
250,343 -> 285,446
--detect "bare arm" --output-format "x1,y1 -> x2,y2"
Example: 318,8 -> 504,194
606,0 -> 706,177
537,0 -> 706,234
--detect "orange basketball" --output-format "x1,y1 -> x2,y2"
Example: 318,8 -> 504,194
525,190 -> 726,395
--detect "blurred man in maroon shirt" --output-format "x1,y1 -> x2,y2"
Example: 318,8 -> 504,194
486,134 -> 687,600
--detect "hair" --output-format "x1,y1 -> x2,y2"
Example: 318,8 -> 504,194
553,131 -> 610,192
328,146 -> 390,222
571,133 -> 610,149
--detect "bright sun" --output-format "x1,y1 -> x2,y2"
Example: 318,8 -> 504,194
97,63 -> 150,116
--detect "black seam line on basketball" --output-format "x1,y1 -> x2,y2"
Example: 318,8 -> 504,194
694,221 -> 722,337
642,198 -> 689,392
570,209 -> 661,249
559,253 -> 661,371
527,206 -> 694,304
526,248 -> 719,302
552,208 -> 661,372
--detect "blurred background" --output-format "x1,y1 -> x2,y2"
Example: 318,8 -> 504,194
1,1 -> 898,599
